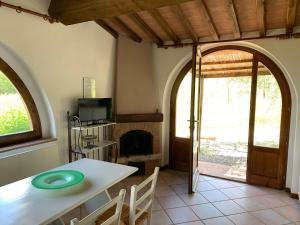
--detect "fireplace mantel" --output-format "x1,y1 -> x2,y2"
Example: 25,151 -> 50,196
116,113 -> 163,123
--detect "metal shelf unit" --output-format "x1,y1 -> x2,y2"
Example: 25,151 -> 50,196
67,111 -> 117,163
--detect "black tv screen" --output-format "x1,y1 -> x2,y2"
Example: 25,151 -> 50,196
78,98 -> 112,122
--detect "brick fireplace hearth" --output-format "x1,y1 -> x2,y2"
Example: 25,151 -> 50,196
113,113 -> 163,174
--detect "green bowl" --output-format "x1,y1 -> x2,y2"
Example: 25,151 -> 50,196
31,170 -> 85,190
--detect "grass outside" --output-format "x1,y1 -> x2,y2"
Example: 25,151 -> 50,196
0,71 -> 32,136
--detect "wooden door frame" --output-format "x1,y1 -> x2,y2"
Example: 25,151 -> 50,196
169,45 -> 291,188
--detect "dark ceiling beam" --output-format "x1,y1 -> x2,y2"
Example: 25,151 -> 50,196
95,20 -> 119,39
48,0 -> 195,25
172,4 -> 198,42
196,0 -> 219,41
225,0 -> 241,39
256,0 -> 266,36
149,9 -> 180,44
110,17 -> 142,42
129,13 -> 163,46
286,0 -> 298,34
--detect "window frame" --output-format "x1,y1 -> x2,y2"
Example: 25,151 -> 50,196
0,57 -> 42,147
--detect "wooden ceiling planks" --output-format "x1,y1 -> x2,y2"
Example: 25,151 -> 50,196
203,0 -> 234,35
287,0 -> 299,33
256,0 -> 266,36
180,1 -> 212,38
48,0 -> 300,47
172,4 -> 198,42
149,8 -> 181,43
157,6 -> 188,41
225,0 -> 241,38
296,0 -> 300,25
234,0 -> 258,33
195,0 -> 220,40
265,0 -> 288,30
128,13 -> 164,45
138,11 -> 170,41
118,15 -> 149,41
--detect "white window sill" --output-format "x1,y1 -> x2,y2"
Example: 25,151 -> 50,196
0,138 -> 57,159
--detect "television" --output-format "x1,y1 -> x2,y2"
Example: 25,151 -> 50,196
78,98 -> 112,122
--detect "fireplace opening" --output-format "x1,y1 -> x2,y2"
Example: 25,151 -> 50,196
120,130 -> 153,157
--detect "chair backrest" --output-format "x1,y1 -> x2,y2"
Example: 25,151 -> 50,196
129,167 -> 160,225
70,189 -> 126,225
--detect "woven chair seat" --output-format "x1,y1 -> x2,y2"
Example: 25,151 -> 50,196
95,203 -> 148,225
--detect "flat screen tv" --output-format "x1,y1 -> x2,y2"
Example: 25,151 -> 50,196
78,98 -> 112,122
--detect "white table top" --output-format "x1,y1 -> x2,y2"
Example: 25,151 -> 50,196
0,159 -> 137,225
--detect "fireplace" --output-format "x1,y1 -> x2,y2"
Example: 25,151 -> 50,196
120,130 -> 153,157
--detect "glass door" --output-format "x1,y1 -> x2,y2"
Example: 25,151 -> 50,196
189,46 -> 202,193
247,56 -> 291,188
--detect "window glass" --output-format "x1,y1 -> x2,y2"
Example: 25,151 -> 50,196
176,71 -> 192,138
0,71 -> 32,136
253,62 -> 282,148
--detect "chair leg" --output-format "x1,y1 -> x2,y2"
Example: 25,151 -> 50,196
147,211 -> 152,225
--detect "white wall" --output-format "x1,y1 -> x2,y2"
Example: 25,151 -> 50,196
0,0 -> 117,185
116,36 -> 159,114
153,39 -> 300,195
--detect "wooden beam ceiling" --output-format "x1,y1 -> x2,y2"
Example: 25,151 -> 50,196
95,20 -> 118,39
256,0 -> 266,37
48,0 -> 300,48
49,0 -> 194,25
172,4 -> 198,42
195,0 -> 219,41
110,17 -> 142,42
225,0 -> 241,39
129,13 -> 163,46
287,0 -> 299,34
149,9 -> 180,44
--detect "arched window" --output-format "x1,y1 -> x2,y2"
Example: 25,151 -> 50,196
0,57 -> 41,147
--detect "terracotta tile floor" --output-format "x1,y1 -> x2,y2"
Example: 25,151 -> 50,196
62,169 -> 300,225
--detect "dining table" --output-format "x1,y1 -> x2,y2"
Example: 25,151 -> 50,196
0,158 -> 137,225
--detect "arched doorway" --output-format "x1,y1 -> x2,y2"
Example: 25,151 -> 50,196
170,46 -> 291,189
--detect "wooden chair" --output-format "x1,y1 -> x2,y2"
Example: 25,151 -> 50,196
97,167 -> 160,225
70,189 -> 126,225
122,167 -> 160,225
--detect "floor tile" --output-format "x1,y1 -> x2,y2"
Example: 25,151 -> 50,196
155,185 -> 177,197
274,205 -> 300,222
251,209 -> 291,225
151,210 -> 173,225
179,193 -> 209,205
227,212 -> 265,225
171,183 -> 189,194
202,217 -> 234,225
196,181 -> 216,192
201,175 -> 217,181
177,221 -> 205,225
234,197 -> 268,212
200,190 -> 229,202
220,187 -> 248,199
191,203 -> 223,220
269,193 -> 300,205
157,195 -> 186,209
238,185 -> 267,197
213,200 -> 245,215
152,198 -> 163,211
208,179 -> 236,189
166,206 -> 199,224
257,195 -> 287,208
163,175 -> 187,185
